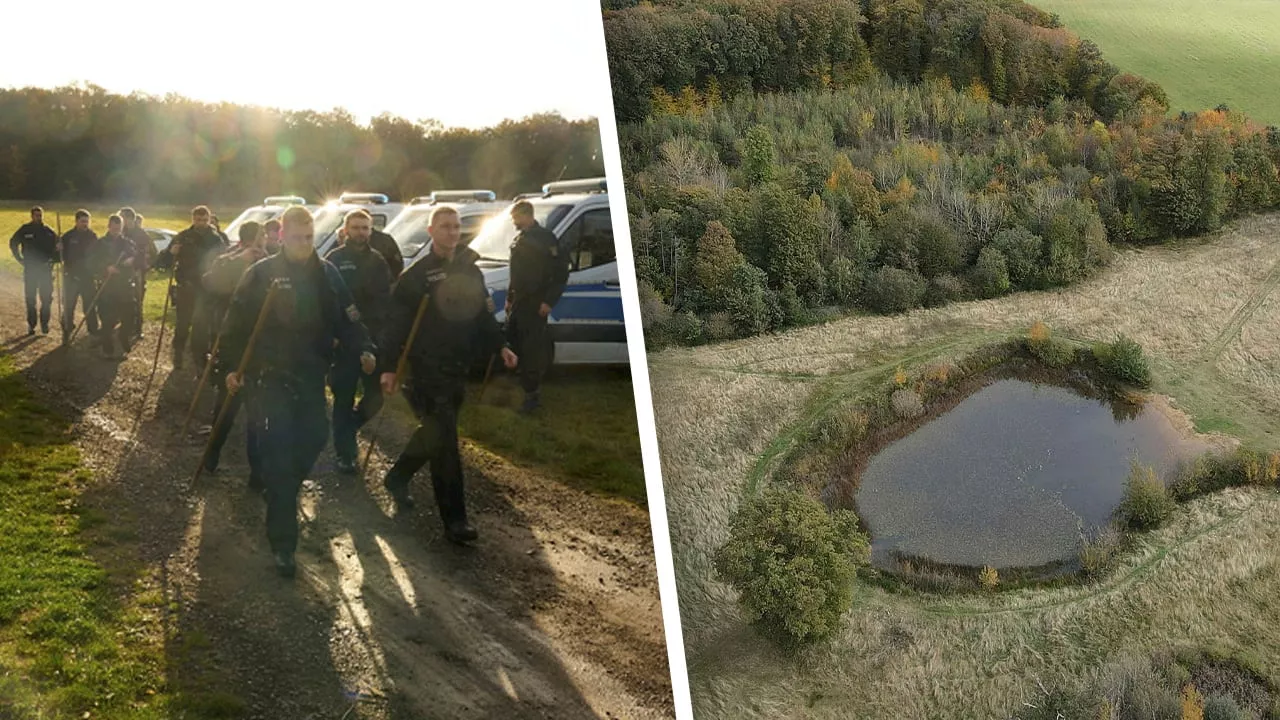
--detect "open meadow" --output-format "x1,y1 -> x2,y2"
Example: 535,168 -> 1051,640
653,211 -> 1280,718
1034,0 -> 1280,125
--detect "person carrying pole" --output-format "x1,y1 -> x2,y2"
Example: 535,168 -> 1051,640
9,206 -> 59,336
219,206 -> 374,577
156,205 -> 227,369
377,205 -> 517,545
88,215 -> 141,360
58,209 -> 100,344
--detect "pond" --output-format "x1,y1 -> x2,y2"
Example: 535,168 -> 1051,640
852,378 -> 1210,570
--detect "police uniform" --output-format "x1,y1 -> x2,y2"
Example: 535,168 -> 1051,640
125,225 -> 157,333
9,220 -> 59,334
59,226 -> 100,341
324,240 -> 393,469
219,251 -> 370,574
380,242 -> 508,542
203,246 -> 269,485
369,227 -> 403,282
88,230 -> 140,358
506,220 -> 569,409
159,224 -> 226,368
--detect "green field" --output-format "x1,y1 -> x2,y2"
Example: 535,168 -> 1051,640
1034,0 -> 1280,125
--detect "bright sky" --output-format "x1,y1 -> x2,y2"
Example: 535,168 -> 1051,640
2,0 -> 612,129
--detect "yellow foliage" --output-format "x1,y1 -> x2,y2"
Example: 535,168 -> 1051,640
1267,453 -> 1280,485
894,366 -> 908,387
1180,685 -> 1204,720
924,363 -> 951,386
884,177 -> 916,207
1029,321 -> 1051,344
676,86 -> 703,116
966,80 -> 991,103
651,87 -> 678,116
978,565 -> 999,590
1244,455 -> 1263,485
1096,699 -> 1115,720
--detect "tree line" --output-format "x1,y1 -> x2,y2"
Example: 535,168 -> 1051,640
606,0 -> 1280,346
0,84 -> 604,205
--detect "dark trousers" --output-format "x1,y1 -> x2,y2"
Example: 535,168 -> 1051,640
97,287 -> 137,354
23,264 -> 53,330
206,383 -> 262,482
329,354 -> 383,463
247,374 -> 329,554
386,378 -> 467,528
172,283 -> 210,364
134,271 -> 147,331
63,273 -> 99,336
508,305 -> 549,394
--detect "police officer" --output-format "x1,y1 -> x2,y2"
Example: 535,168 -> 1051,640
58,209 -> 99,343
119,207 -> 157,338
505,200 -> 568,413
324,209 -> 393,473
89,215 -> 140,360
160,205 -> 227,369
9,206 -> 59,335
203,222 -> 269,487
222,206 -> 374,577
369,224 -> 403,282
379,205 -> 517,544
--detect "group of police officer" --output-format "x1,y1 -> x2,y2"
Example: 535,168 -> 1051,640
9,199 -> 570,577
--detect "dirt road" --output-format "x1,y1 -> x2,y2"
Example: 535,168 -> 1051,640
0,270 -> 673,719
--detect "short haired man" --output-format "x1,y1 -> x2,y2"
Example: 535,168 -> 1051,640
368,223 -> 403,282
89,215 -> 141,359
504,200 -> 569,413
263,219 -> 282,256
324,209 -> 393,473
379,205 -> 517,544
221,205 -> 375,576
58,209 -> 100,343
9,206 -> 59,335
161,205 -> 228,369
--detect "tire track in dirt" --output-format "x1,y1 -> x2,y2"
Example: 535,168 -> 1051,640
1201,253 -> 1280,364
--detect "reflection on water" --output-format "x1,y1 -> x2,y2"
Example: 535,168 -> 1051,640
854,379 -> 1208,569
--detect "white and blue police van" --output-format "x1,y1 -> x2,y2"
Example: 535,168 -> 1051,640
466,177 -> 626,365
385,190 -> 509,267
223,195 -> 309,242
311,192 -> 407,256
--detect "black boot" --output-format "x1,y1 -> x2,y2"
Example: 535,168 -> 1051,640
382,472 -> 415,512
519,390 -> 541,415
444,521 -> 478,545
273,550 -> 296,578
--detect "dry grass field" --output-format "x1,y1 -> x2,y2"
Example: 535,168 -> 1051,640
650,212 -> 1280,718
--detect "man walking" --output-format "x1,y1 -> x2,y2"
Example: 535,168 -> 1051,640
9,206 -> 59,335
504,200 -> 568,413
58,209 -> 99,343
324,210 -> 393,473
89,215 -> 140,359
161,205 -> 227,369
221,206 -> 374,576
369,224 -> 403,281
379,205 -> 517,544
119,207 -> 157,337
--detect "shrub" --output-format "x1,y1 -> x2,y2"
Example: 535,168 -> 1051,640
1118,462 -> 1175,530
1203,695 -> 1244,720
1095,333 -> 1152,387
1079,524 -> 1123,579
978,565 -> 999,591
923,274 -> 969,307
864,266 -> 926,314
1027,322 -> 1076,367
990,226 -> 1045,289
1182,685 -> 1205,720
713,489 -> 869,650
972,245 -> 1011,298
891,388 -> 924,418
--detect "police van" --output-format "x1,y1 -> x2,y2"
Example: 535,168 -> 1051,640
385,190 -> 509,267
223,195 -> 309,242
468,177 -> 626,365
311,192 -> 407,256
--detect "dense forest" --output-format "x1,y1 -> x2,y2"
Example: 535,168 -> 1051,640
605,0 -> 1280,346
0,85 -> 604,205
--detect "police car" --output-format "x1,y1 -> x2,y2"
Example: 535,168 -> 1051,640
385,190 -> 509,267
223,195 -> 309,242
311,192 -> 407,256
468,177 -> 626,365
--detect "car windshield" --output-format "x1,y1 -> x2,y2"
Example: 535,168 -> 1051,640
390,207 -> 505,258
468,203 -> 572,263
310,206 -> 346,248
224,208 -> 281,238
